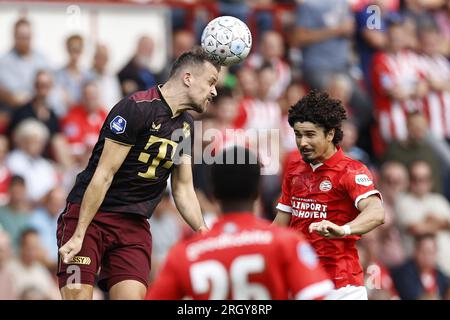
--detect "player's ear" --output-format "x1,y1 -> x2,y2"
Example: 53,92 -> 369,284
327,128 -> 335,142
183,72 -> 192,87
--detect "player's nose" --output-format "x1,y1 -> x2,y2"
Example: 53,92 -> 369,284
211,86 -> 217,97
298,137 -> 309,148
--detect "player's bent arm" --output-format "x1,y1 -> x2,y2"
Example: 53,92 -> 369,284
74,139 -> 132,238
347,195 -> 385,235
171,155 -> 208,232
273,210 -> 291,227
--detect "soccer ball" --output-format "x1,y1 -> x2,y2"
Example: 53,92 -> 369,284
201,16 -> 252,66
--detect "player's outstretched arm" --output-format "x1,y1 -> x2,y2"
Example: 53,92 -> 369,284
347,195 -> 385,235
59,139 -> 131,263
309,195 -> 384,238
273,210 -> 292,227
171,154 -> 208,233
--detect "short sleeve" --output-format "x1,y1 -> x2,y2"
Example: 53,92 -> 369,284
279,231 -> 334,299
103,98 -> 145,146
341,164 -> 382,209
276,172 -> 293,214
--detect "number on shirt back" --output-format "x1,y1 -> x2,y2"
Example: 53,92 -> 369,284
189,254 -> 271,299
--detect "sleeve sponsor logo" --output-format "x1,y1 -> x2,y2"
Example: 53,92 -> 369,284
297,243 -> 318,269
355,174 -> 373,186
110,115 -> 127,134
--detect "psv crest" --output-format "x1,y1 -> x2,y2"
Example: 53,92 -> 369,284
319,179 -> 332,192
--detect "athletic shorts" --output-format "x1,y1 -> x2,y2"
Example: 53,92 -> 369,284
325,285 -> 368,300
56,202 -> 152,292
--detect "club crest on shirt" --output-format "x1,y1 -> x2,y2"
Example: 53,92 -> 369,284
110,115 -> 127,134
319,180 -> 332,192
355,174 -> 373,186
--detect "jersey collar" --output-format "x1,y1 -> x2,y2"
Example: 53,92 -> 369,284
157,84 -> 176,117
309,146 -> 344,172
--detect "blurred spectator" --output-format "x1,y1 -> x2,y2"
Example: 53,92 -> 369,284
0,18 -> 50,109
325,74 -> 354,119
278,81 -> 305,155
246,31 -> 292,100
28,187 -> 67,267
7,119 -> 58,203
434,0 -> 450,56
86,44 -> 122,111
156,30 -> 195,83
61,81 -> 108,159
371,15 -> 428,153
391,233 -> 450,299
355,1 -> 392,89
293,0 -> 355,88
118,36 -> 157,96
341,119 -> 372,167
358,231 -> 399,299
400,0 -> 438,31
293,0 -> 373,143
417,25 -> 450,141
149,191 -> 183,280
0,230 -> 18,299
8,228 -> 60,299
383,111 -> 443,193
8,70 -> 60,139
218,0 -> 250,25
376,161 -> 408,267
394,161 -> 450,276
0,135 -> 12,206
0,176 -> 31,250
55,34 -> 89,114
234,65 -> 282,218
7,70 -> 73,169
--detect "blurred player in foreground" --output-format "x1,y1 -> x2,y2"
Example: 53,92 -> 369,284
57,47 -> 220,299
274,90 -> 385,300
146,146 -> 334,300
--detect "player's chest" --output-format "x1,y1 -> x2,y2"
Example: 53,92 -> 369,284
290,171 -> 345,202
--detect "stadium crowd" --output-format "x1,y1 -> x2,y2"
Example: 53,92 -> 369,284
0,0 -> 450,300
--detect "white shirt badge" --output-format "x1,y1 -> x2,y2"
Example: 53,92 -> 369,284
355,174 -> 373,186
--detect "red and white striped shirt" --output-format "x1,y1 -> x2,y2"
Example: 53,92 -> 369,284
417,53 -> 450,140
371,50 -> 425,144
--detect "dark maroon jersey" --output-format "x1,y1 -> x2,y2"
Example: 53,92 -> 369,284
67,86 -> 194,218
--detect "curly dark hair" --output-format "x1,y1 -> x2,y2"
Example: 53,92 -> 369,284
288,90 -> 347,145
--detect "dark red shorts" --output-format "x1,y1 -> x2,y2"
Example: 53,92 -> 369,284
56,202 -> 152,292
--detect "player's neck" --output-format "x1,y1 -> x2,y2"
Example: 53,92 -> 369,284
159,82 -> 190,116
220,200 -> 254,214
313,145 -> 337,164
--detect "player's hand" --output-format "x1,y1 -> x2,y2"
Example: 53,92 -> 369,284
59,235 -> 84,264
309,220 -> 345,238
